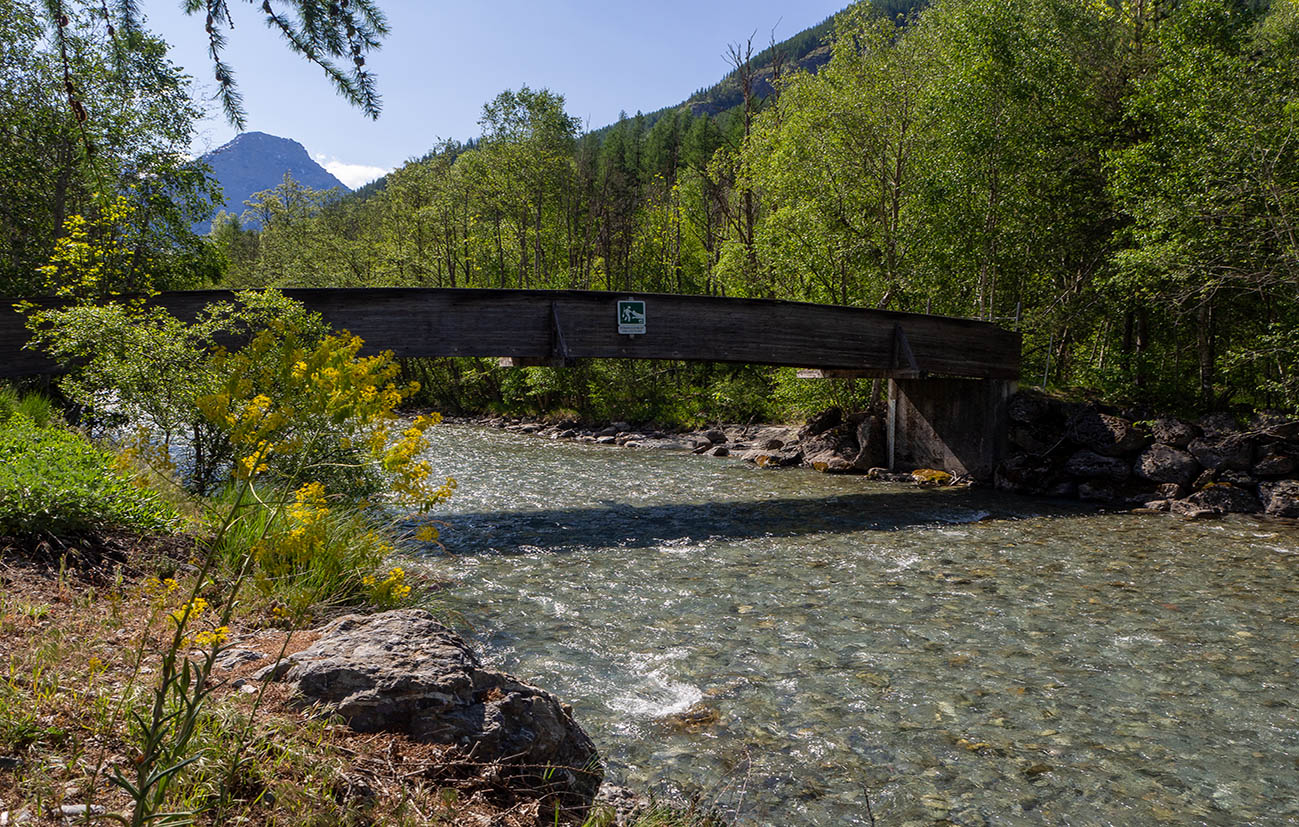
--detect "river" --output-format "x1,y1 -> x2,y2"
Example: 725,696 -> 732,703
415,424 -> 1299,825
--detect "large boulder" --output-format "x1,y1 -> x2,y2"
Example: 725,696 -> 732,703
1254,453 -> 1297,478
801,423 -> 858,460
798,407 -> 843,440
1188,435 -> 1254,472
853,415 -> 887,470
1149,417 -> 1198,448
1133,444 -> 1200,487
1173,484 -> 1260,516
994,454 -> 1054,494
1198,412 -> 1240,439
1064,449 -> 1131,482
263,610 -> 603,810
1259,480 -> 1299,518
1066,409 -> 1147,457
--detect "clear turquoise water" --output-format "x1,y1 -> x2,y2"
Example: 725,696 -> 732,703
414,425 -> 1299,826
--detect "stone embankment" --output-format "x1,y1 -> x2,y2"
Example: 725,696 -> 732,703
456,393 -> 1299,518
996,391 -> 1299,518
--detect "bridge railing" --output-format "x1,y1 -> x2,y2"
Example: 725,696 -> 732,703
0,288 -> 1020,380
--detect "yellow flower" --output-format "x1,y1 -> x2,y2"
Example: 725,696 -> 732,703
414,525 -> 438,542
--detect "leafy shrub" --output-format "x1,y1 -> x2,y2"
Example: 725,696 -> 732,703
0,414 -> 177,538
0,386 -> 57,427
208,483 -> 419,621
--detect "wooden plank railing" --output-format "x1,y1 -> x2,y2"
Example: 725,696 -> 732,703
0,288 -> 1021,380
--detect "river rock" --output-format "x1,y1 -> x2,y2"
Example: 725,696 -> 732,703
1253,453 -> 1296,478
701,429 -> 727,444
1133,444 -> 1199,487
1188,435 -> 1254,472
808,451 -> 854,473
1077,481 -> 1117,502
708,445 -> 729,457
1149,417 -> 1198,448
753,448 -> 803,468
1064,450 -> 1130,482
1174,484 -> 1260,516
853,415 -> 886,470
1259,480 -> 1299,517
1066,410 -> 1146,457
798,407 -> 842,440
1008,424 -> 1057,455
262,610 -> 602,809
995,454 -> 1054,494
1199,412 -> 1239,439
1007,391 -> 1072,427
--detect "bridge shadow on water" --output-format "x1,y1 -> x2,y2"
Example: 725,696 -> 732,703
429,490 -> 1099,556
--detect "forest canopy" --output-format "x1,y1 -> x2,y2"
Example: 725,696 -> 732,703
7,0 -> 1299,416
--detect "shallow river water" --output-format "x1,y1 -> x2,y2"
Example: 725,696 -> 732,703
414,425 -> 1299,825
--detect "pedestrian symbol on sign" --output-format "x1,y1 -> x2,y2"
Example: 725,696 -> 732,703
617,299 -> 646,335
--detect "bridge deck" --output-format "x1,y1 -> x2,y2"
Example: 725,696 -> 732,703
0,288 -> 1020,379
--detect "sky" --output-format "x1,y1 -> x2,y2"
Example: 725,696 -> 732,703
143,0 -> 848,189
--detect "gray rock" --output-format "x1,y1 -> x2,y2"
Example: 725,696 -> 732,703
266,610 -> 602,808
708,445 -> 729,458
753,448 -> 803,468
1199,412 -> 1239,439
806,451 -> 853,473
1253,453 -> 1296,478
214,648 -> 266,671
1077,481 -> 1117,502
1064,450 -> 1131,482
1169,500 -> 1217,519
610,421 -> 632,433
1177,484 -> 1260,516
994,454 -> 1054,494
701,429 -> 726,444
1259,480 -> 1299,517
1008,424 -> 1056,455
596,426 -> 618,437
1066,410 -> 1147,457
60,805 -> 105,820
1149,417 -> 1198,448
853,415 -> 887,470
1046,480 -> 1078,498
758,438 -> 784,450
1133,444 -> 1200,487
798,407 -> 842,440
1188,435 -> 1254,472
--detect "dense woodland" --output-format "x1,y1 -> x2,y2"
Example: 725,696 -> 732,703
4,0 -> 1299,422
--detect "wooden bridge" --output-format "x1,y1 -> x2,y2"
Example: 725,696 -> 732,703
0,288 -> 1021,478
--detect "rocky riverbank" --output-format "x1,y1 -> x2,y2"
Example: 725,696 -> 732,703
449,391 -> 1299,520
996,391 -> 1299,519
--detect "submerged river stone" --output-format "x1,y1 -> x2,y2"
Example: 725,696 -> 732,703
263,609 -> 603,807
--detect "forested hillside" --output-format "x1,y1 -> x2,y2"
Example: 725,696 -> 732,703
212,0 -> 1299,420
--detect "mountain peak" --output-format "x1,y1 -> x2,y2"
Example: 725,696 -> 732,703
198,132 -> 349,232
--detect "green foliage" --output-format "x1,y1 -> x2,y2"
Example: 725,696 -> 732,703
204,0 -> 1299,417
206,484 -> 417,621
0,0 -> 219,297
26,290 -> 330,492
0,413 -> 177,539
0,386 -> 57,427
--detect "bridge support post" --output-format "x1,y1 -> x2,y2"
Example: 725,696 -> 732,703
887,377 -> 1016,481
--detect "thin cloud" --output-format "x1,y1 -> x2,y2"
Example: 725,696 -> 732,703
314,153 -> 390,189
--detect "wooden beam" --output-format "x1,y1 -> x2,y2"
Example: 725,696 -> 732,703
0,288 -> 1021,380
796,369 -> 894,379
